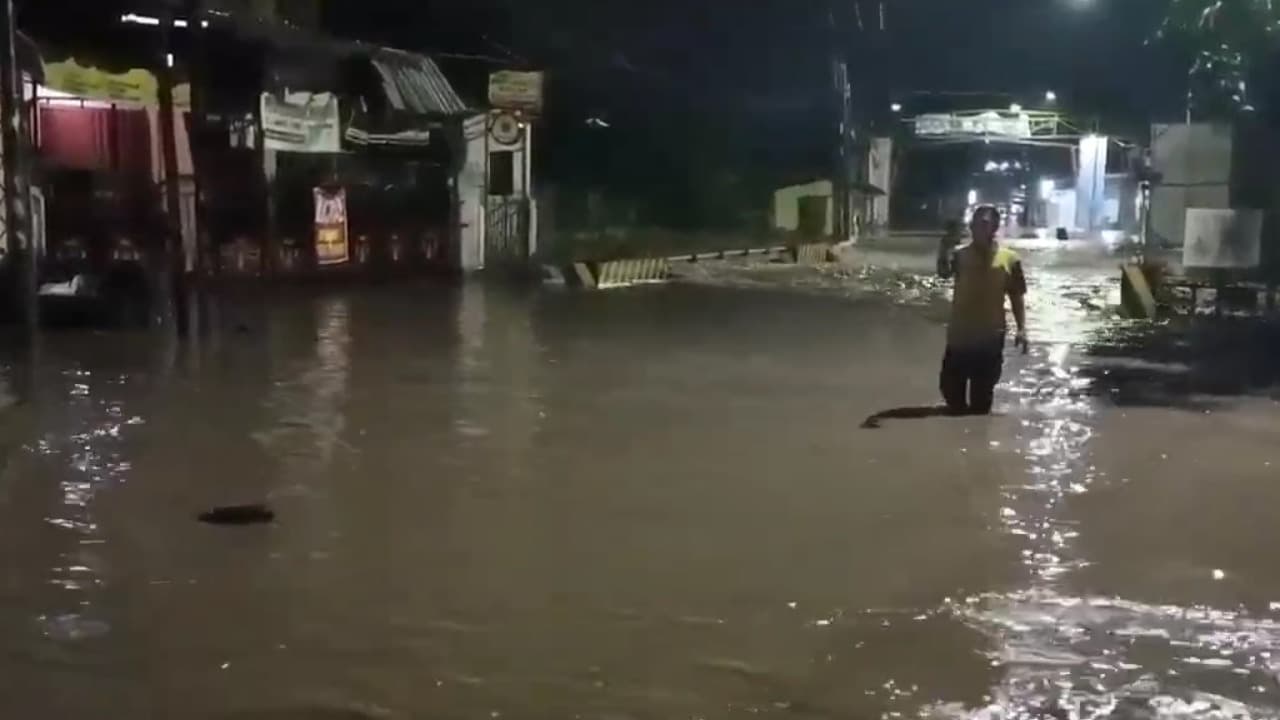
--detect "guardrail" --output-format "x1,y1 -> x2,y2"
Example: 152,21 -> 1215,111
552,243 -> 834,290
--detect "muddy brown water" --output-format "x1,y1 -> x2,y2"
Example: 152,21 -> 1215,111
2,246 -> 1280,718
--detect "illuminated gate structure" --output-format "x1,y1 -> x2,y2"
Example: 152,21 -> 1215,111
901,109 -> 1136,237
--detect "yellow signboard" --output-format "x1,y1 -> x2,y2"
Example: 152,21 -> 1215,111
43,58 -> 159,105
488,70 -> 544,114
41,58 -> 192,109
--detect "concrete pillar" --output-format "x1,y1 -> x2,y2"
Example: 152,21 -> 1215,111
1076,135 -> 1109,233
453,114 -> 487,271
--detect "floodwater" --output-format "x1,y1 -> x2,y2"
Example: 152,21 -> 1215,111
3,244 -> 1280,719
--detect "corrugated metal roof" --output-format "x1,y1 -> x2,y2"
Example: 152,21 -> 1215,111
227,14 -> 470,119
371,49 -> 470,118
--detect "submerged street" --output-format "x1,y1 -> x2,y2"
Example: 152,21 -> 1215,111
3,247 -> 1280,719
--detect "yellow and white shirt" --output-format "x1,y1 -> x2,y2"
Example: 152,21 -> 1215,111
941,243 -> 1026,348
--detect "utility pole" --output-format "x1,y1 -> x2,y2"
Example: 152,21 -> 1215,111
157,4 -> 183,334
257,0 -> 280,278
0,0 -> 34,334
828,2 -> 852,243
185,0 -> 205,280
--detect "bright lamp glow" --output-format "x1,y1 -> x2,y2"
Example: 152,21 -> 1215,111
1045,90 -> 1057,103
120,13 -> 209,28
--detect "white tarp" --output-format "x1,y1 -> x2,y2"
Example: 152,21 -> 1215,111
260,92 -> 340,154
1183,208 -> 1262,269
1075,135 -> 1109,232
1150,123 -> 1233,247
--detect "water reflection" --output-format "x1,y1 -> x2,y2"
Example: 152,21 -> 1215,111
254,297 -> 352,471
943,265 -> 1279,719
691,251 -> 1280,719
1,263 -> 1279,717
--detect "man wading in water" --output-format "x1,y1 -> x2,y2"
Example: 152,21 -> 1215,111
936,205 -> 1029,415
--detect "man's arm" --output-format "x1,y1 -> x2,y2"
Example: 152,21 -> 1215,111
1011,292 -> 1027,331
1009,260 -> 1029,352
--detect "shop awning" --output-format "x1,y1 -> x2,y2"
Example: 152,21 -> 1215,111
369,49 -> 469,118
28,33 -> 190,109
239,17 -> 471,120
38,56 -> 191,109
340,49 -> 469,146
344,109 -> 436,148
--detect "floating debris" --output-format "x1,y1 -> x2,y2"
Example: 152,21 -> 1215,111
197,504 -> 276,526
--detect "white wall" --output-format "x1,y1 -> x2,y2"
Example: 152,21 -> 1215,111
1150,123 -> 1232,246
773,179 -> 833,235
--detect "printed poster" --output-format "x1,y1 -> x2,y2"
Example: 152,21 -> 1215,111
314,187 -> 349,266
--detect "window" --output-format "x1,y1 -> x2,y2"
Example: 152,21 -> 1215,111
488,151 -> 515,196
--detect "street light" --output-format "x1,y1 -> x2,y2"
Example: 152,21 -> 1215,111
890,102 -> 902,113
1044,90 -> 1057,103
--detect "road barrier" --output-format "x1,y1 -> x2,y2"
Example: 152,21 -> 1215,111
1129,266 -> 1280,317
554,242 -> 834,290
556,258 -> 672,289
792,243 -> 834,264
595,258 -> 672,288
668,246 -> 788,263
1120,263 -> 1158,319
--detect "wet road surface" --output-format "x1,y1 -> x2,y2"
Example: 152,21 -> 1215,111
3,244 -> 1280,718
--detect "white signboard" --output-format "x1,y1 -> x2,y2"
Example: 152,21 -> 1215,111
260,92 -> 341,154
488,71 -> 544,114
915,111 -> 1031,139
1183,208 -> 1263,269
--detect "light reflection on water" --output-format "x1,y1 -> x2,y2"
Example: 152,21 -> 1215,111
2,352 -> 149,647
936,263 -> 1276,719
254,297 -> 353,472
689,252 -> 1280,719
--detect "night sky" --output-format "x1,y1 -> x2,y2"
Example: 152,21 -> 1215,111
318,0 -> 1197,206
324,0 -> 1187,121
12,0 -> 1218,225
14,0 -> 1196,129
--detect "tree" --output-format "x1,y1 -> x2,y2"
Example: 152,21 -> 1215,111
1155,0 -> 1280,118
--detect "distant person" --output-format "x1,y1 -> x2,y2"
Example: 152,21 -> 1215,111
935,205 -> 1028,416
936,220 -> 963,276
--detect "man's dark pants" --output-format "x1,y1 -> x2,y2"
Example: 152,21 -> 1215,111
940,336 -> 1005,415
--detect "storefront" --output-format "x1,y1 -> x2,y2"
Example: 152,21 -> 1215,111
200,22 -> 472,278
31,56 -> 194,277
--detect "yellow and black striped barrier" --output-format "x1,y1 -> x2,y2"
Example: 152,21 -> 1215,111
560,258 -> 672,289
791,243 -> 834,264
1120,263 -> 1158,319
557,242 -> 832,290
595,258 -> 672,288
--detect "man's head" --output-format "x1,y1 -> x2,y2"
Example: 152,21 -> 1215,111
969,205 -> 1001,247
